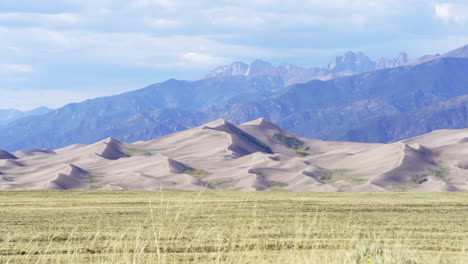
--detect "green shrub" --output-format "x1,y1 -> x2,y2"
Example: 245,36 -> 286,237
184,168 -> 209,179
271,133 -> 310,156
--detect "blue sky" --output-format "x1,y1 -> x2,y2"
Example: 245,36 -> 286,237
1,0 -> 468,110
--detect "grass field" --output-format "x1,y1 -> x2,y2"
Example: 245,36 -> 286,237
0,191 -> 467,263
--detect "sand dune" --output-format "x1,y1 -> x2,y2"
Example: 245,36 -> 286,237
370,143 -> 437,187
91,138 -> 129,160
47,164 -> 90,190
0,149 -> 17,160
0,118 -> 466,191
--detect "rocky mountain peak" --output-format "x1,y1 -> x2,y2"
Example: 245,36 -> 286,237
204,61 -> 249,78
204,59 -> 276,78
245,59 -> 275,75
376,52 -> 409,69
395,52 -> 409,64
328,51 -> 376,73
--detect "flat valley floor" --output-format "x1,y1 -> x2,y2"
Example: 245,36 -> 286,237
0,191 -> 467,263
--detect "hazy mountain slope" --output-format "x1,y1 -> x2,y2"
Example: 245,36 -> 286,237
404,43 -> 468,66
0,109 -> 22,126
442,44 -> 468,58
0,118 -> 465,191
327,95 -> 468,142
0,107 -> 52,126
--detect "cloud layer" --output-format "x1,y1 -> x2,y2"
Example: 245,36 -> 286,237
435,2 -> 468,24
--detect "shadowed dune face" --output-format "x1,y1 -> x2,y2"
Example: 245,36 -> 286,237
47,164 -> 90,190
93,138 -> 129,160
0,150 -> 18,160
369,143 -> 437,187
203,119 -> 273,157
0,118 -> 467,192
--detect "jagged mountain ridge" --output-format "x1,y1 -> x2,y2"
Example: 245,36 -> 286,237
205,51 -> 409,85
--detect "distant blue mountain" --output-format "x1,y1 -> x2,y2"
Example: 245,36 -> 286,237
0,45 -> 467,151
0,107 -> 52,126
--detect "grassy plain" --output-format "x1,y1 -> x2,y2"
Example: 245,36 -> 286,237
0,191 -> 467,263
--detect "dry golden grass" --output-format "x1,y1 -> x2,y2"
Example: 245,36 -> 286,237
0,191 -> 467,263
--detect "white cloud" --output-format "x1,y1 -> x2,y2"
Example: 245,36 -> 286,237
182,52 -> 229,66
145,18 -> 182,29
0,64 -> 37,73
131,0 -> 179,8
210,0 -> 401,16
434,3 -> 468,24
0,12 -> 81,25
199,0 -> 406,32
0,26 -> 272,69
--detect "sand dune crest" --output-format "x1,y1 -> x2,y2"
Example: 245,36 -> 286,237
14,148 -> 56,158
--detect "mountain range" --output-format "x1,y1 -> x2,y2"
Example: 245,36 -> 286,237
0,44 -> 467,151
0,118 -> 465,191
205,51 -> 409,85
